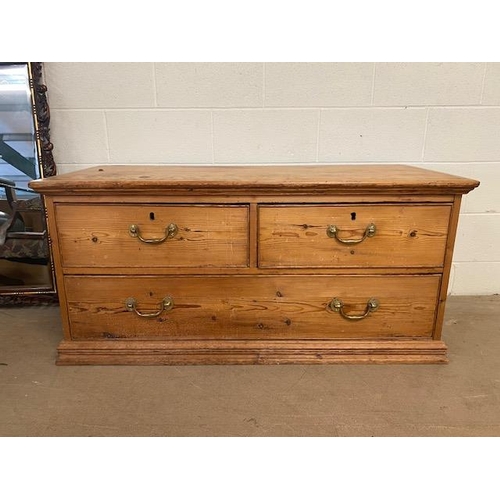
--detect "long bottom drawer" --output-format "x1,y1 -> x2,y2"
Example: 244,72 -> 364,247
64,275 -> 440,340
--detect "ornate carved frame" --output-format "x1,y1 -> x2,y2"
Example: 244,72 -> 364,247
0,62 -> 58,306
31,62 -> 56,178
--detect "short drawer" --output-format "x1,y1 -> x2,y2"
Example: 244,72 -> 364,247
258,204 -> 451,268
55,204 -> 249,268
64,275 -> 440,340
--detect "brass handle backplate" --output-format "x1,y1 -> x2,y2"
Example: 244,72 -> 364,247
125,296 -> 174,318
129,223 -> 178,244
328,297 -> 379,321
326,222 -> 376,245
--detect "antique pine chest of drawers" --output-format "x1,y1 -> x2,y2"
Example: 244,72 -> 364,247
30,165 -> 479,365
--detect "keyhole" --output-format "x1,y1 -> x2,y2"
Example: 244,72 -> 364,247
351,212 -> 356,221
149,212 -> 155,221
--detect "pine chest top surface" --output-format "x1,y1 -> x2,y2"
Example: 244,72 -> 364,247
30,164 -> 479,196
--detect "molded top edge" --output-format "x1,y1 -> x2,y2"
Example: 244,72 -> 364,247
30,164 -> 480,195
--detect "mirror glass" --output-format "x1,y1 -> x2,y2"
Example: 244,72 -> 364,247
0,63 -> 54,294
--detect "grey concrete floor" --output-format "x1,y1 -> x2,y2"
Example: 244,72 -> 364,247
1,295 -> 499,436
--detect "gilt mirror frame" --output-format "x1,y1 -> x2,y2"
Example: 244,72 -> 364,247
0,62 -> 58,305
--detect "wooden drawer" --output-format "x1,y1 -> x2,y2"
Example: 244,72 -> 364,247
64,275 -> 440,340
55,204 -> 249,268
258,204 -> 451,268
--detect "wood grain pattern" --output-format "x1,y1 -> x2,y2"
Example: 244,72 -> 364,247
64,275 -> 440,340
49,194 -> 456,204
259,204 -> 451,268
29,164 -> 479,365
433,195 -> 463,340
30,164 -> 480,196
55,204 -> 249,268
43,198 -> 72,340
54,266 -> 446,276
56,339 -> 448,365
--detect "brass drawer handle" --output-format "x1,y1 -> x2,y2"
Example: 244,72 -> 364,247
129,223 -> 178,244
326,222 -> 376,245
125,296 -> 174,318
328,297 -> 379,321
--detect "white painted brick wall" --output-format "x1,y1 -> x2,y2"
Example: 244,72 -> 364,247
43,62 -> 500,295
213,109 -> 318,163
106,110 -> 213,163
319,108 -> 427,162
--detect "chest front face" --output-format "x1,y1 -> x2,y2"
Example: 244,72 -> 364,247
31,164 -> 479,365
